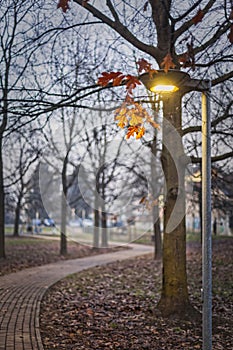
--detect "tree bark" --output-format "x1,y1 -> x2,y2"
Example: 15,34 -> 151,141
152,209 -> 162,260
151,119 -> 162,260
101,208 -> 108,248
93,190 -> 100,248
0,136 -> 5,258
13,192 -> 23,237
158,92 -> 192,316
60,191 -> 67,255
60,154 -> 68,255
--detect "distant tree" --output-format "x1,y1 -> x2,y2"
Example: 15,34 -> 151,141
4,128 -> 42,236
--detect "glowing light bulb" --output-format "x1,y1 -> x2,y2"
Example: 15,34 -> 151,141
150,84 -> 179,93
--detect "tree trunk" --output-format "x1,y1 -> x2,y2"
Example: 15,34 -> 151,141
94,209 -> 99,248
60,155 -> 68,255
151,121 -> 162,260
0,136 -> 5,258
101,208 -> 108,248
13,193 -> 23,237
158,93 -> 192,317
60,191 -> 67,255
152,208 -> 162,260
93,183 -> 100,248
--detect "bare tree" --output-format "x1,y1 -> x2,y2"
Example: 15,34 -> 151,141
0,0 -> 72,257
4,128 -> 42,236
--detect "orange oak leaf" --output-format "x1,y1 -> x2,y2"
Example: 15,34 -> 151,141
179,42 -> 195,69
192,9 -> 204,25
136,126 -> 146,139
126,126 -> 139,139
97,71 -> 125,87
128,110 -> 143,126
137,59 -> 157,77
125,75 -> 141,95
57,0 -> 70,12
161,53 -> 176,73
228,24 -> 233,44
137,58 -> 152,73
179,53 -> 189,66
126,125 -> 145,139
115,108 -> 128,128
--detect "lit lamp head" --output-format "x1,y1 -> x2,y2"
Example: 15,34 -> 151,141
140,70 -> 191,94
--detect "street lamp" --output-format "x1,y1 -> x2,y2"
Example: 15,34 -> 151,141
140,70 -> 212,350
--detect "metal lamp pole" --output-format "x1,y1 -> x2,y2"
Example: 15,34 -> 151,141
201,84 -> 212,350
140,71 -> 212,350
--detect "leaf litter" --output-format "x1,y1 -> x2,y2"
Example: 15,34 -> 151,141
40,238 -> 233,349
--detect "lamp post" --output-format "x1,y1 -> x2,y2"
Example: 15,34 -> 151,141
140,70 -> 212,350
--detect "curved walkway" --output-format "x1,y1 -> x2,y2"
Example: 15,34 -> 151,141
0,244 -> 153,350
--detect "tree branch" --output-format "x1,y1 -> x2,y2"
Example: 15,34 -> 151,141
173,0 -> 203,23
182,100 -> 233,136
192,22 -> 231,56
73,0 -> 160,60
173,0 -> 216,41
212,71 -> 233,86
106,0 -> 120,22
191,151 -> 233,164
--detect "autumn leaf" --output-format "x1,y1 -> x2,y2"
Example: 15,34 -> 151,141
228,24 -> 233,44
57,0 -> 70,12
161,53 -> 176,73
126,125 -> 145,139
192,9 -> 204,25
129,110 -> 143,126
128,103 -> 149,126
97,71 -> 125,87
179,53 -> 189,66
125,75 -> 141,95
137,59 -> 157,78
137,58 -> 152,73
126,126 -> 138,139
179,41 -> 195,69
115,103 -> 144,128
136,126 -> 145,139
115,108 -> 128,128
97,72 -> 141,95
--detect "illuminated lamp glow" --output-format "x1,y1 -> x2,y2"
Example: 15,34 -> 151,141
150,84 -> 179,93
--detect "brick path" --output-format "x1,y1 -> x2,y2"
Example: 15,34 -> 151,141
0,244 -> 153,350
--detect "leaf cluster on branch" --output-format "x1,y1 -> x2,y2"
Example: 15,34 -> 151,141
97,58 -> 164,139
